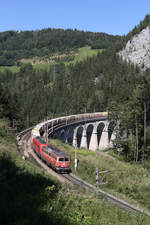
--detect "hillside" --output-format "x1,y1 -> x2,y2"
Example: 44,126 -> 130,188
0,16 -> 150,163
20,46 -> 102,68
0,28 -> 120,66
119,14 -> 150,70
0,122 -> 150,225
119,26 -> 150,69
1,15 -> 150,224
50,139 -> 150,212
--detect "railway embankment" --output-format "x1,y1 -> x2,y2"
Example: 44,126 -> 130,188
0,122 -> 150,225
1,143 -> 150,225
49,138 -> 150,214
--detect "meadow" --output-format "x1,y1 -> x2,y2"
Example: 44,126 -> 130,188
0,46 -> 102,72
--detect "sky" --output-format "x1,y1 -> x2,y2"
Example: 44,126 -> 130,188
1,0 -> 150,35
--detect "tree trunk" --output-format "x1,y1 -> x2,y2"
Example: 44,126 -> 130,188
143,102 -> 147,162
135,114 -> 139,162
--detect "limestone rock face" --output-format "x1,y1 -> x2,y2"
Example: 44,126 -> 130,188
119,27 -> 150,69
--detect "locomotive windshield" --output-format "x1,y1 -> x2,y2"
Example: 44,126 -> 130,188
59,158 -> 64,161
58,157 -> 69,162
65,158 -> 69,161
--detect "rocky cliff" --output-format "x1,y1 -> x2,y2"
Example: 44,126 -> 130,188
119,26 -> 150,69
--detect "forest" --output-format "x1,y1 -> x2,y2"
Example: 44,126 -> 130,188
0,15 -> 150,163
0,28 -> 120,66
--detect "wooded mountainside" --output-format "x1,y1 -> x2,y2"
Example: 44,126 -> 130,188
0,28 -> 120,66
1,14 -> 150,162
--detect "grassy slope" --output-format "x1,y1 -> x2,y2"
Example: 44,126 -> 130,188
0,142 -> 149,225
0,46 -> 102,72
49,139 -> 150,212
0,66 -> 19,73
70,46 -> 102,64
32,46 -> 102,69
0,122 -> 149,224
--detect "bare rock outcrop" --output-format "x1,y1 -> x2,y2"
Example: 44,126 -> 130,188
119,26 -> 150,69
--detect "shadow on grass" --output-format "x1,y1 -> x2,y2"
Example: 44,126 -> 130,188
0,153 -> 70,225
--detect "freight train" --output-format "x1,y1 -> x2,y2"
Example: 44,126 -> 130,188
31,112 -> 108,139
32,136 -> 70,173
31,112 -> 108,172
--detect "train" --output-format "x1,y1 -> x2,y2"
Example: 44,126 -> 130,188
31,112 -> 108,172
32,136 -> 71,173
31,112 -> 108,138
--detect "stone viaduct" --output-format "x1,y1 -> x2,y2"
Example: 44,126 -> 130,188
34,112 -> 116,151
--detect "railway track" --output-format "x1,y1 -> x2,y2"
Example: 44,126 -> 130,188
17,128 -> 150,217
62,173 -> 150,216
62,173 -> 94,190
17,128 -> 32,158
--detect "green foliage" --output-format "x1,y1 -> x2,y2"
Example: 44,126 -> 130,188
0,151 -> 61,225
48,139 -> 150,213
0,14 -> 150,159
0,148 -> 149,225
1,14 -> 150,224
127,14 -> 150,41
110,70 -> 150,162
0,119 -> 15,143
0,66 -> 19,73
71,46 -> 102,64
116,14 -> 150,51
49,139 -> 95,156
0,28 -> 121,66
0,39 -> 143,130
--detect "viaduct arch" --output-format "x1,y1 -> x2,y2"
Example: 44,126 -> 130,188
32,112 -> 116,151
51,120 -> 116,151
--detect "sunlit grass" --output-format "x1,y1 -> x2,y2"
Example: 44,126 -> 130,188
0,46 -> 103,72
71,46 -> 102,64
0,66 -> 19,73
33,63 -> 52,71
0,132 -> 149,224
49,138 -> 150,211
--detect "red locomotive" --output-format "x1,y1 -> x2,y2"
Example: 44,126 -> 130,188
32,136 -> 48,157
32,136 -> 70,173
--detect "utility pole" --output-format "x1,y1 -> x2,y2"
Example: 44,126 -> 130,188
45,116 -> 48,144
74,143 -> 78,172
53,65 -> 56,82
96,168 -> 99,187
46,116 -> 48,144
135,113 -> 139,162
